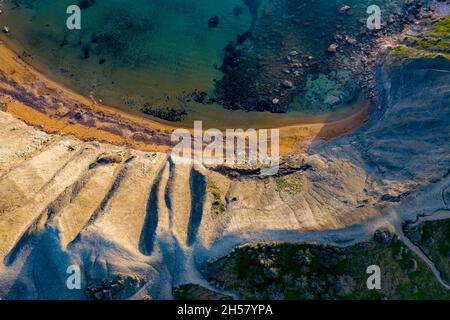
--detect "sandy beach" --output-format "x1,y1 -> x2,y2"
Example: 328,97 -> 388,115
0,39 -> 370,155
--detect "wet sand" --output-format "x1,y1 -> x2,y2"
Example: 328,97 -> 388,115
0,40 -> 371,155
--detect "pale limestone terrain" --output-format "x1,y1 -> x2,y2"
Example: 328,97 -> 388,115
0,56 -> 449,299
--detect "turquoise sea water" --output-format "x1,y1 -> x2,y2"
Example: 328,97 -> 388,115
0,0 -> 251,108
0,0 -> 405,118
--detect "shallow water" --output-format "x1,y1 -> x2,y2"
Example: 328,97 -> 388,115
1,0 -> 251,106
0,0 -> 405,120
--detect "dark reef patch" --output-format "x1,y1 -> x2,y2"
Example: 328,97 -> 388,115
213,0 -> 409,113
78,0 -> 95,10
141,103 -> 187,122
208,16 -> 220,28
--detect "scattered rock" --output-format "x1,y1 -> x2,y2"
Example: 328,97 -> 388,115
328,43 -> 338,53
345,36 -> 357,45
388,14 -> 396,25
98,154 -> 123,164
282,79 -> 293,89
380,192 -> 410,203
2,26 -> 9,34
90,153 -> 124,169
339,5 -> 351,13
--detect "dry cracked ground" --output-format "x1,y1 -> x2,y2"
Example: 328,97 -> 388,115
0,55 -> 449,299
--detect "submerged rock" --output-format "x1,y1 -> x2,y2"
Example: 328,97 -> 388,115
282,79 -> 294,89
328,43 -> 338,53
208,16 -> 220,28
78,0 -> 96,10
339,5 -> 351,13
233,7 -> 243,16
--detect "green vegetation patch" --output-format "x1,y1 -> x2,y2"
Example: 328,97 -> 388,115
145,152 -> 158,159
392,17 -> 450,60
430,16 -> 450,38
66,145 -> 76,152
203,229 -> 450,300
391,44 -> 450,59
391,45 -> 417,58
404,36 -> 450,52
404,219 -> 450,283
275,171 -> 304,195
206,178 -> 226,216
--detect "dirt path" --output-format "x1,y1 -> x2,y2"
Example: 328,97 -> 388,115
193,206 -> 450,293
395,214 -> 450,290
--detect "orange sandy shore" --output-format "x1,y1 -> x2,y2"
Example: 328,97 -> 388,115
0,40 -> 371,155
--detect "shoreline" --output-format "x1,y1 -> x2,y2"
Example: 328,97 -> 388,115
0,39 -> 370,155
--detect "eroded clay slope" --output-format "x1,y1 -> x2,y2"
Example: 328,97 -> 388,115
0,57 -> 449,299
